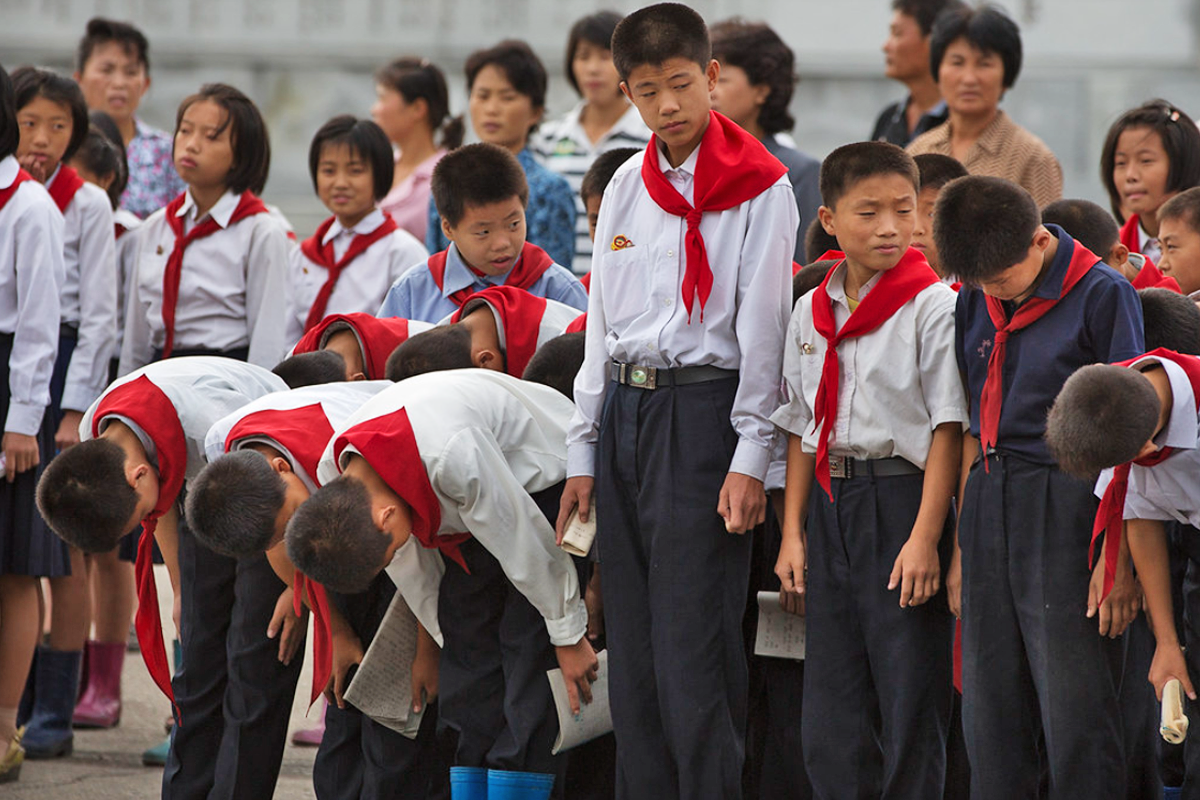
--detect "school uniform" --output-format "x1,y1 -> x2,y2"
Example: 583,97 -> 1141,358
377,241 -> 587,323
284,209 -> 428,347
0,156 -> 65,577
534,102 -> 650,275
441,285 -> 583,378
113,209 -> 143,374
318,371 -> 585,780
567,111 -> 797,800
119,188 -> 291,374
955,225 -> 1144,800
290,312 -> 434,381
79,357 -> 296,800
45,165 -> 117,420
771,249 -> 964,798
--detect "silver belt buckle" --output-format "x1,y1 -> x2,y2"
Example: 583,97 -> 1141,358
828,456 -> 852,479
624,363 -> 657,390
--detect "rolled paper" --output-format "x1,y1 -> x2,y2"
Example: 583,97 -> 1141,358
1162,678 -> 1190,744
561,507 -> 597,558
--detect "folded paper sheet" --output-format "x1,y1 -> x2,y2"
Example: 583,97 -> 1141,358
560,506 -> 596,558
1162,678 -> 1189,744
343,591 -> 426,738
547,650 -> 612,754
754,591 -> 806,660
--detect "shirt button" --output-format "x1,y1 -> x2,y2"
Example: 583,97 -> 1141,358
667,250 -> 675,257
662,297 -> 673,307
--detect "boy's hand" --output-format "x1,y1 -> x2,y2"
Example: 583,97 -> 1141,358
1149,641 -> 1196,702
555,637 -> 599,716
2,432 -> 39,481
327,628 -> 364,709
888,534 -> 940,608
585,567 -> 605,644
410,634 -> 440,714
16,153 -> 46,183
267,587 -> 307,666
947,543 -> 963,618
556,476 -> 594,546
775,525 -> 807,612
718,472 -> 765,534
1088,548 -> 1141,638
54,410 -> 83,451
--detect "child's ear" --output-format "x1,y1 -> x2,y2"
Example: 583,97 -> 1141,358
473,348 -> 503,372
619,81 -> 633,103
706,59 -> 720,92
270,456 -> 293,475
817,205 -> 836,237
752,82 -> 770,108
1107,242 -> 1131,270
441,216 -> 455,243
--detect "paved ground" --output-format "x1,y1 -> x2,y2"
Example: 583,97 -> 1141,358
8,565 -> 320,799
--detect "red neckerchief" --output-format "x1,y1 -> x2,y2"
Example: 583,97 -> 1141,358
451,286 -> 548,378
1118,214 -> 1180,289
427,242 -> 555,308
580,272 -> 591,293
299,214 -> 399,332
0,168 -> 33,212
1091,348 -> 1200,597
978,235 -> 1097,461
92,376 -> 187,707
225,403 -> 335,706
292,313 -> 415,380
566,313 -> 586,334
47,165 -> 85,213
1120,214 -> 1145,257
809,247 -> 939,497
115,222 -> 129,240
640,110 -> 786,322
160,191 -> 268,358
332,407 -> 471,572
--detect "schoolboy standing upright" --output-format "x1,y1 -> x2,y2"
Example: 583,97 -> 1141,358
938,175 -> 1144,800
559,5 -> 797,799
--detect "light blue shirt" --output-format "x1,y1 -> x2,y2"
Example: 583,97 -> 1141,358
376,242 -> 588,323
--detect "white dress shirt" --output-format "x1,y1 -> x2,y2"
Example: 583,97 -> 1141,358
49,167 -> 117,412
567,144 -> 798,480
0,156 -> 64,435
120,189 -> 291,374
114,209 -> 143,357
770,264 -> 967,468
1095,355 -> 1200,527
82,356 -> 287,480
1139,224 -> 1163,267
284,209 -> 428,347
318,370 -> 586,646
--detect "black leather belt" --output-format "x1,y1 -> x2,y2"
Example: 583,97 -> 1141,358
610,362 -> 736,390
828,455 -> 922,479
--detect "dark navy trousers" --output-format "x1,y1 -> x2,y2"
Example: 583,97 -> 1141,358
958,454 -> 1125,800
596,377 -> 752,800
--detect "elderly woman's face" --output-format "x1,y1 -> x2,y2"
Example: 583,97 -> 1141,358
938,38 -> 1006,116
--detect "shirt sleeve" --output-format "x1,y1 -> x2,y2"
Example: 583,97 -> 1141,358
6,199 -> 64,435
62,191 -> 118,412
729,182 -> 797,480
1122,484 -> 1176,522
1087,277 -> 1145,364
246,217 -> 292,369
543,266 -> 589,312
438,427 -> 586,646
383,536 -> 446,646
915,286 -> 969,429
768,303 -> 812,439
118,239 -> 154,377
282,246 -> 306,349
377,273 -> 414,319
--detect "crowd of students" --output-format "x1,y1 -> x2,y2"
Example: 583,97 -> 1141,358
2,1 -> 1200,799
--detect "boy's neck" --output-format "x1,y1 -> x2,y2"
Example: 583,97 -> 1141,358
842,258 -> 883,301
189,183 -> 228,221
1139,210 -> 1160,238
460,306 -> 501,355
245,441 -> 288,464
334,206 -> 375,231
1142,365 -> 1174,440
662,113 -> 710,169
101,420 -> 154,475
1012,232 -> 1059,305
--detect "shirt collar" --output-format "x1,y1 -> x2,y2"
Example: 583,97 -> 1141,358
45,163 -> 63,188
656,140 -> 701,178
0,155 -> 18,189
1131,356 -> 1197,451
322,208 -> 385,245
823,261 -> 882,306
1030,225 -> 1077,301
442,243 -> 515,297
177,188 -> 241,228
1139,222 -> 1158,251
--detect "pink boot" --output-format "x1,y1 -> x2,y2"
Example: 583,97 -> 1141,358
72,641 -> 123,729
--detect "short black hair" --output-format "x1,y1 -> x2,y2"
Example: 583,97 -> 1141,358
1153,185 -> 1200,238
11,66 -> 90,162
935,175 -> 1040,285
308,115 -> 394,202
175,83 -> 271,195
793,260 -> 839,304
285,477 -> 390,594
565,12 -> 624,95
1045,364 -> 1160,478
1100,101 -> 1200,220
0,64 -> 20,160
580,147 -> 639,204
819,141 -> 919,210
892,0 -> 968,36
272,350 -> 348,388
431,143 -> 528,228
611,3 -> 711,83
914,153 -> 968,193
522,332 -> 586,400
1140,287 -> 1200,354
77,17 -> 150,73
88,110 -> 129,197
375,57 -> 463,150
710,19 -> 796,135
185,450 -> 286,558
930,5 -> 1022,89
804,217 -> 840,263
72,123 -> 126,209
385,326 -> 474,382
1041,199 -> 1120,262
36,438 -> 139,554
465,40 -> 548,112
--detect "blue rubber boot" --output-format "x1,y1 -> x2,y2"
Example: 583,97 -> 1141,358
21,647 -> 81,759
486,769 -> 555,800
1164,787 -> 1183,800
450,766 -> 489,800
